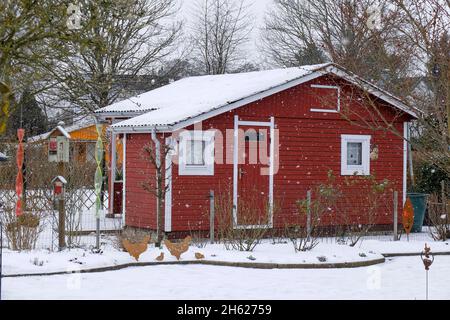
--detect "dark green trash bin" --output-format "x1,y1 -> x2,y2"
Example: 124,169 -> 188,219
407,193 -> 428,233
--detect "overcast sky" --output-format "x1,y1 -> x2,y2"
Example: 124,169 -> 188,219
179,0 -> 274,65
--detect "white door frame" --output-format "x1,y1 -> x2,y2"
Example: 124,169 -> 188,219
110,131 -> 117,215
122,133 -> 127,225
233,115 -> 275,229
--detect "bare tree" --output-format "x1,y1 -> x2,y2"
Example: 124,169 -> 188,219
142,139 -> 174,247
392,0 -> 450,173
333,0 -> 449,176
190,0 -> 254,75
262,0 -> 414,94
43,0 -> 182,118
263,0 -> 449,181
0,1 -> 70,135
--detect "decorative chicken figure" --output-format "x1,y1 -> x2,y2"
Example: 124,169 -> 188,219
122,235 -> 151,261
155,252 -> 164,261
164,236 -> 192,260
195,252 -> 205,260
402,197 -> 415,238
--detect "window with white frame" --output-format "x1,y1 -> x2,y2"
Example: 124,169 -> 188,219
179,130 -> 215,175
310,84 -> 341,113
341,135 -> 371,175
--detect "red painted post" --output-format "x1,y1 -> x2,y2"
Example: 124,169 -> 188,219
15,129 -> 25,216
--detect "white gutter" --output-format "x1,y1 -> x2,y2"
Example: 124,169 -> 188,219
111,125 -> 172,134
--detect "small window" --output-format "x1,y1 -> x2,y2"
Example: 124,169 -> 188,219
347,142 -> 362,165
179,130 -> 215,176
244,131 -> 265,142
186,139 -> 206,166
341,135 -> 371,176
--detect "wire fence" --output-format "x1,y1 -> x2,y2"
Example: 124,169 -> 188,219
1,139 -> 449,252
0,140 -> 122,251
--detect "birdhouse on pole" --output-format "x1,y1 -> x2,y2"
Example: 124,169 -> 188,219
52,175 -> 67,250
48,123 -> 71,163
52,175 -> 67,200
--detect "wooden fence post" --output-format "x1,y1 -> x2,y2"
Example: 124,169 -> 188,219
307,190 -> 312,240
393,191 -> 398,241
441,181 -> 447,227
58,197 -> 66,250
209,190 -> 215,244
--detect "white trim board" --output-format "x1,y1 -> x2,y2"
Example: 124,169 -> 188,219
164,136 -> 173,232
310,84 -> 341,113
122,133 -> 127,225
340,134 -> 371,176
178,130 -> 215,176
403,122 -> 408,205
110,132 -> 117,214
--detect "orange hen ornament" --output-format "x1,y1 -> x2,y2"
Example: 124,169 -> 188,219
122,235 -> 151,261
164,236 -> 192,260
403,197 -> 414,237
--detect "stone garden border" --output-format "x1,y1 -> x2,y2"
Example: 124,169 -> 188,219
3,256 -> 386,278
6,250 -> 450,278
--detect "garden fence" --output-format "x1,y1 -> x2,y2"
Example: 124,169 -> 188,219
0,141 -> 121,251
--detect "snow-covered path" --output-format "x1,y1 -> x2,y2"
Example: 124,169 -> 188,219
4,256 -> 450,300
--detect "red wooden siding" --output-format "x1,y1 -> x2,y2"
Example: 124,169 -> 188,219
124,133 -> 157,228
122,75 -> 411,233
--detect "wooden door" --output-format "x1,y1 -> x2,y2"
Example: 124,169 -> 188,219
236,126 -> 270,226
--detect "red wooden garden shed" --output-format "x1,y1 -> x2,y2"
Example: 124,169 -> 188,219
96,63 -> 418,236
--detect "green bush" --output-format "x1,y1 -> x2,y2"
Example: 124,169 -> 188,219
414,161 -> 450,195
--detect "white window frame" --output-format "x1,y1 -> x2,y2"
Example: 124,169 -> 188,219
341,134 -> 371,176
178,130 -> 215,176
310,84 -> 341,113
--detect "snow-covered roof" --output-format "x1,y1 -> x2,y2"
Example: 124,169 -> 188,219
27,119 -> 97,143
98,63 -> 329,115
51,175 -> 68,184
96,63 -> 418,132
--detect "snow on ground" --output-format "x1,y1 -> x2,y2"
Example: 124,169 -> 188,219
360,239 -> 450,254
2,241 -> 383,276
3,230 -> 450,300
4,256 -> 450,300
3,230 -> 448,276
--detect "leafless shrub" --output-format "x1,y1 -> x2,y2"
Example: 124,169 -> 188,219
188,221 -> 208,249
336,175 -> 392,247
428,193 -> 450,241
112,227 -> 152,252
0,192 -> 49,251
215,185 -> 269,252
214,185 -> 234,244
288,171 -> 340,252
285,224 -> 319,252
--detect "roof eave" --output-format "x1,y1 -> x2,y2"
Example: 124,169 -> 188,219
325,65 -> 419,119
111,124 -> 172,134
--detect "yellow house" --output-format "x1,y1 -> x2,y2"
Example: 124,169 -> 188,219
27,121 -> 120,164
27,120 -> 124,217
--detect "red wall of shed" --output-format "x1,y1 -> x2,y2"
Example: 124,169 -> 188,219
123,75 -> 411,233
124,133 -> 157,229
